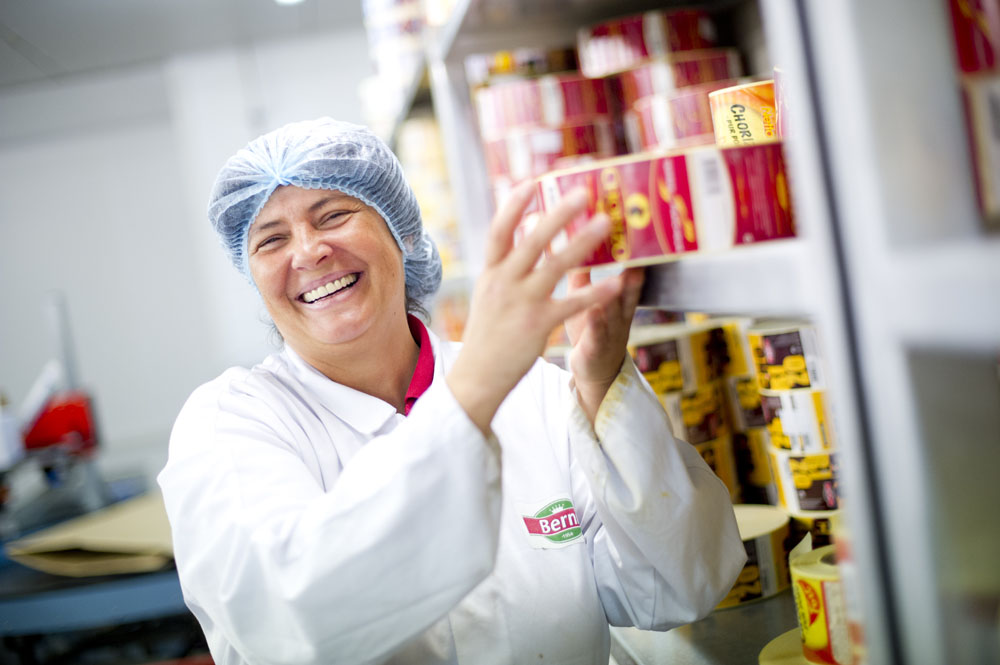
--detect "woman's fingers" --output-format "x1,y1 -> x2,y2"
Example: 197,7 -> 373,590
550,275 -> 624,324
507,188 -> 591,275
483,180 -> 538,268
528,212 -> 610,291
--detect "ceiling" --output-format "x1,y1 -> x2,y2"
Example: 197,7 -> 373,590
0,0 -> 367,90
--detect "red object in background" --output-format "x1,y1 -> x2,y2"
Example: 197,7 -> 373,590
141,656 -> 214,665
948,0 -> 1000,72
22,390 -> 98,454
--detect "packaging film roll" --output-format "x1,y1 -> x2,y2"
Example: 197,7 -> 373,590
788,509 -> 838,549
535,142 -> 796,269
630,323 -> 702,395
694,435 -> 740,501
709,79 -> 778,146
760,389 -> 835,452
630,322 -> 737,395
661,381 -> 729,445
759,628 -> 810,665
717,504 -> 790,609
743,427 -> 775,487
748,321 -> 825,391
577,10 -> 718,78
727,374 -> 766,430
769,449 -> 839,513
789,537 -> 850,664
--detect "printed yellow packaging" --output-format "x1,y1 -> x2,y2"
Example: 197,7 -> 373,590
694,435 -> 739,501
661,381 -> 730,445
789,536 -> 850,664
760,389 -> 836,453
769,449 -> 839,513
726,374 -> 766,431
788,509 -> 838,549
709,79 -> 778,146
748,320 -> 825,392
718,504 -> 790,609
629,322 -> 734,395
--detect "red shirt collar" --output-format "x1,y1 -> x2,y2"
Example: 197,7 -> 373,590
404,314 -> 435,415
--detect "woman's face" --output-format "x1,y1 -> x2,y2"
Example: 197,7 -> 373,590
247,186 -> 406,357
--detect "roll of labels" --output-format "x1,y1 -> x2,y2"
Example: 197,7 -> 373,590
718,505 -> 791,610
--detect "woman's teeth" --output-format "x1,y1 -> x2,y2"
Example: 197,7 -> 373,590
302,273 -> 358,303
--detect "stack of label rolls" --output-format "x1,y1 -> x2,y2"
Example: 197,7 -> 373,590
628,317 -> 766,503
746,320 -> 840,549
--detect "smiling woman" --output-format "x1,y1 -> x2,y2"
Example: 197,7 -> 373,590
157,117 -> 746,665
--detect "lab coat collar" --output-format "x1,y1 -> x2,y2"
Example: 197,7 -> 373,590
278,325 -> 452,436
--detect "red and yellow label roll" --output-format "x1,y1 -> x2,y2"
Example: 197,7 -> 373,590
709,79 -> 778,146
789,538 -> 850,664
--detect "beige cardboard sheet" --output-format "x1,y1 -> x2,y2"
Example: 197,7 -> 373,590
4,491 -> 173,577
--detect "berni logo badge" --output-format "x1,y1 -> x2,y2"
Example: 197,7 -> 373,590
520,498 -> 582,549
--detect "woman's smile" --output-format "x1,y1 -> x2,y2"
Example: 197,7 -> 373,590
300,272 -> 361,304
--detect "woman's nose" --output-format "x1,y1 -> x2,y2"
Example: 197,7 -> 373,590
290,227 -> 331,270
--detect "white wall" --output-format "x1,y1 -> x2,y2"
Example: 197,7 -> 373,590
0,27 -> 373,484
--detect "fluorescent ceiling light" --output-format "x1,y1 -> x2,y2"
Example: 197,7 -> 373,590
275,0 -> 307,5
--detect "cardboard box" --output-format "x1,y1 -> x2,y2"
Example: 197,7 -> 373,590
5,491 -> 173,577
537,142 -> 796,268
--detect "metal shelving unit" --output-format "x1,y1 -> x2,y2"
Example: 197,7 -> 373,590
410,0 -> 1000,663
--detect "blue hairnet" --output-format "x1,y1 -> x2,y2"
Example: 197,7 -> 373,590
207,117 -> 442,305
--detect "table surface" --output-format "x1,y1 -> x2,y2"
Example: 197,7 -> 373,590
610,591 -> 799,665
0,558 -> 187,636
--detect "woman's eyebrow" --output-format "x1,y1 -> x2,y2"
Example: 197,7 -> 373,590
249,218 -> 283,239
308,192 -> 352,213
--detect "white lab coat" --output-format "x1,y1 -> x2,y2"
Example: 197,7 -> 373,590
158,328 -> 745,665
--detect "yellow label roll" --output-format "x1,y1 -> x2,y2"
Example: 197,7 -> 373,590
743,427 -> 775,487
788,509 -> 838,549
718,505 -> 790,609
727,374 -> 767,431
748,320 -> 825,392
709,79 -> 778,146
760,389 -> 836,452
661,381 -> 730,445
769,449 -> 839,513
629,322 -> 734,395
759,628 -> 810,665
695,435 -> 740,502
789,536 -> 850,664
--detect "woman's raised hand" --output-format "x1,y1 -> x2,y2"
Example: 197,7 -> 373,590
446,181 -> 626,434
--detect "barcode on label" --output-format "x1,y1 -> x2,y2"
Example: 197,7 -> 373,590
701,154 -> 723,196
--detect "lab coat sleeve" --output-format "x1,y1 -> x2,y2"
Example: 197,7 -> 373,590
563,357 -> 747,630
158,370 -> 501,665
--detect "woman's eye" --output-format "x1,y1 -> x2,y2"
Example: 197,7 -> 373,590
321,210 -> 352,226
256,236 -> 282,250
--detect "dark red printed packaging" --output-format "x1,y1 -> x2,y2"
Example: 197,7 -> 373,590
536,142 -> 796,268
624,79 -> 741,151
616,50 -> 743,109
947,0 -> 1000,73
483,120 -> 619,182
473,74 -> 614,141
578,10 -> 718,78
